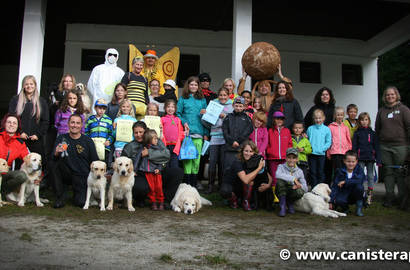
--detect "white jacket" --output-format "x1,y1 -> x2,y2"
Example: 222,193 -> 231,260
87,48 -> 125,110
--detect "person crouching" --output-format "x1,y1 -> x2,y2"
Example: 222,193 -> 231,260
330,150 -> 366,216
275,148 -> 308,217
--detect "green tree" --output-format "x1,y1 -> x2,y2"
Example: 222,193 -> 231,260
378,40 -> 410,107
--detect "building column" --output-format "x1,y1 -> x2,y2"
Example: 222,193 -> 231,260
17,0 -> 47,93
232,0 -> 252,92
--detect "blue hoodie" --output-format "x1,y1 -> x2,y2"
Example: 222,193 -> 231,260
306,123 -> 332,155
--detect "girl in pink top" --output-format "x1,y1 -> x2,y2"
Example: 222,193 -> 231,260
161,99 -> 185,168
328,106 -> 352,182
249,111 -> 268,159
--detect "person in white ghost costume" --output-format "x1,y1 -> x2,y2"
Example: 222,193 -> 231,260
87,48 -> 125,113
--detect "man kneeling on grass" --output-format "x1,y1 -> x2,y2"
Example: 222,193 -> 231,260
51,114 -> 99,208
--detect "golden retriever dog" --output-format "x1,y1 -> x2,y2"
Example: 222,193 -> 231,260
171,183 -> 212,215
107,157 -> 135,211
83,161 -> 107,211
0,158 -> 10,206
6,153 -> 47,207
293,183 -> 347,218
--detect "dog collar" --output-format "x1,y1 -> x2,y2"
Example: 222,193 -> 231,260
311,190 -> 326,202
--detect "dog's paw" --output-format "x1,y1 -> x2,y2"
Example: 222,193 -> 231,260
40,198 -> 50,204
106,205 -> 113,211
100,207 -> 106,211
83,205 -> 89,210
339,213 -> 347,217
36,202 -> 44,207
128,206 -> 135,212
17,202 -> 24,207
174,206 -> 181,213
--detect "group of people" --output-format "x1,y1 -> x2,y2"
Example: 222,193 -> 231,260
1,49 -> 409,217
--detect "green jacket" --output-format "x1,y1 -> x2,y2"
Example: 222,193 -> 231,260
292,135 -> 312,163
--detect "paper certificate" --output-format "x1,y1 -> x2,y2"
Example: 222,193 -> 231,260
202,100 -> 224,125
116,119 -> 134,142
201,140 -> 210,156
144,116 -> 161,137
92,137 -> 106,160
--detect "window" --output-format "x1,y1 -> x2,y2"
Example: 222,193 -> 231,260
342,64 -> 363,85
81,49 -> 106,71
176,54 -> 200,87
299,61 -> 321,83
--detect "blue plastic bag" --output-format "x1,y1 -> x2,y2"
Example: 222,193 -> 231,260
178,136 -> 198,160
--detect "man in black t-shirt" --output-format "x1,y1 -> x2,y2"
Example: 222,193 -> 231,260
51,114 -> 99,208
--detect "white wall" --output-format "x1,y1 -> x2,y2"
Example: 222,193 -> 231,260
64,24 -> 379,122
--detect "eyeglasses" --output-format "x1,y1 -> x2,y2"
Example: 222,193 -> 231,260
108,53 -> 118,57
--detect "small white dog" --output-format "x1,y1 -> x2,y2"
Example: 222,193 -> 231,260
83,161 -> 107,211
294,183 -> 347,218
171,183 -> 212,215
6,153 -> 48,207
76,83 -> 92,115
107,157 -> 135,212
0,158 -> 10,206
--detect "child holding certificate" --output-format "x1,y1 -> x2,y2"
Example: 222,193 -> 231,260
113,99 -> 137,158
177,76 -> 209,188
85,98 -> 114,163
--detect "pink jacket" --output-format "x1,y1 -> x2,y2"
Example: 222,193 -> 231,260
161,115 -> 185,155
327,122 -> 352,157
249,127 -> 268,159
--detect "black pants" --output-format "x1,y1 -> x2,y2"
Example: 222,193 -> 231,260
50,159 -> 88,207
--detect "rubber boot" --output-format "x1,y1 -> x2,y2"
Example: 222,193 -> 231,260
287,200 -> 295,214
191,174 -> 198,189
356,200 -> 364,217
242,184 -> 253,211
272,186 -> 279,203
278,196 -> 287,217
229,192 -> 238,209
366,189 -> 373,205
183,174 -> 190,184
205,170 -> 216,194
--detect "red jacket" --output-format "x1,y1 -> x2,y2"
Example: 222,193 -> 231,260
0,131 -> 29,167
266,126 -> 293,160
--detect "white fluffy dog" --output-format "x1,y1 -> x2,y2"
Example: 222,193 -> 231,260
6,153 -> 48,207
0,158 -> 10,206
76,83 -> 92,115
171,183 -> 212,215
83,161 -> 107,211
293,183 -> 347,218
107,157 -> 135,212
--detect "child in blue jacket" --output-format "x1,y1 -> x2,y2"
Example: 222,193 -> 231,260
330,150 -> 366,216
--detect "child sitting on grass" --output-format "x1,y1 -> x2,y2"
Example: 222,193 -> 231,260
330,150 -> 366,217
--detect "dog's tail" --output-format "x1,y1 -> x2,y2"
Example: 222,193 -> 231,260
200,196 -> 212,206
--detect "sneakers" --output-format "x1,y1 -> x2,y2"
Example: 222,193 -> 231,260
366,190 -> 373,205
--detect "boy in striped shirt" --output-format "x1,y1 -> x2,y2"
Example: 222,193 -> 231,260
85,98 -> 114,163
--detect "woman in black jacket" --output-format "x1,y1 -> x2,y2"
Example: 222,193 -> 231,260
267,81 -> 303,129
8,75 -> 49,167
304,87 -> 336,128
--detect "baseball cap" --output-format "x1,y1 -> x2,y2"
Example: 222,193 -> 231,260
273,111 -> 285,118
286,148 -> 299,157
233,96 -> 245,105
94,98 -> 108,107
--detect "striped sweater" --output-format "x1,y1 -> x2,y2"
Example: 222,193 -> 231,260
85,114 -> 114,151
